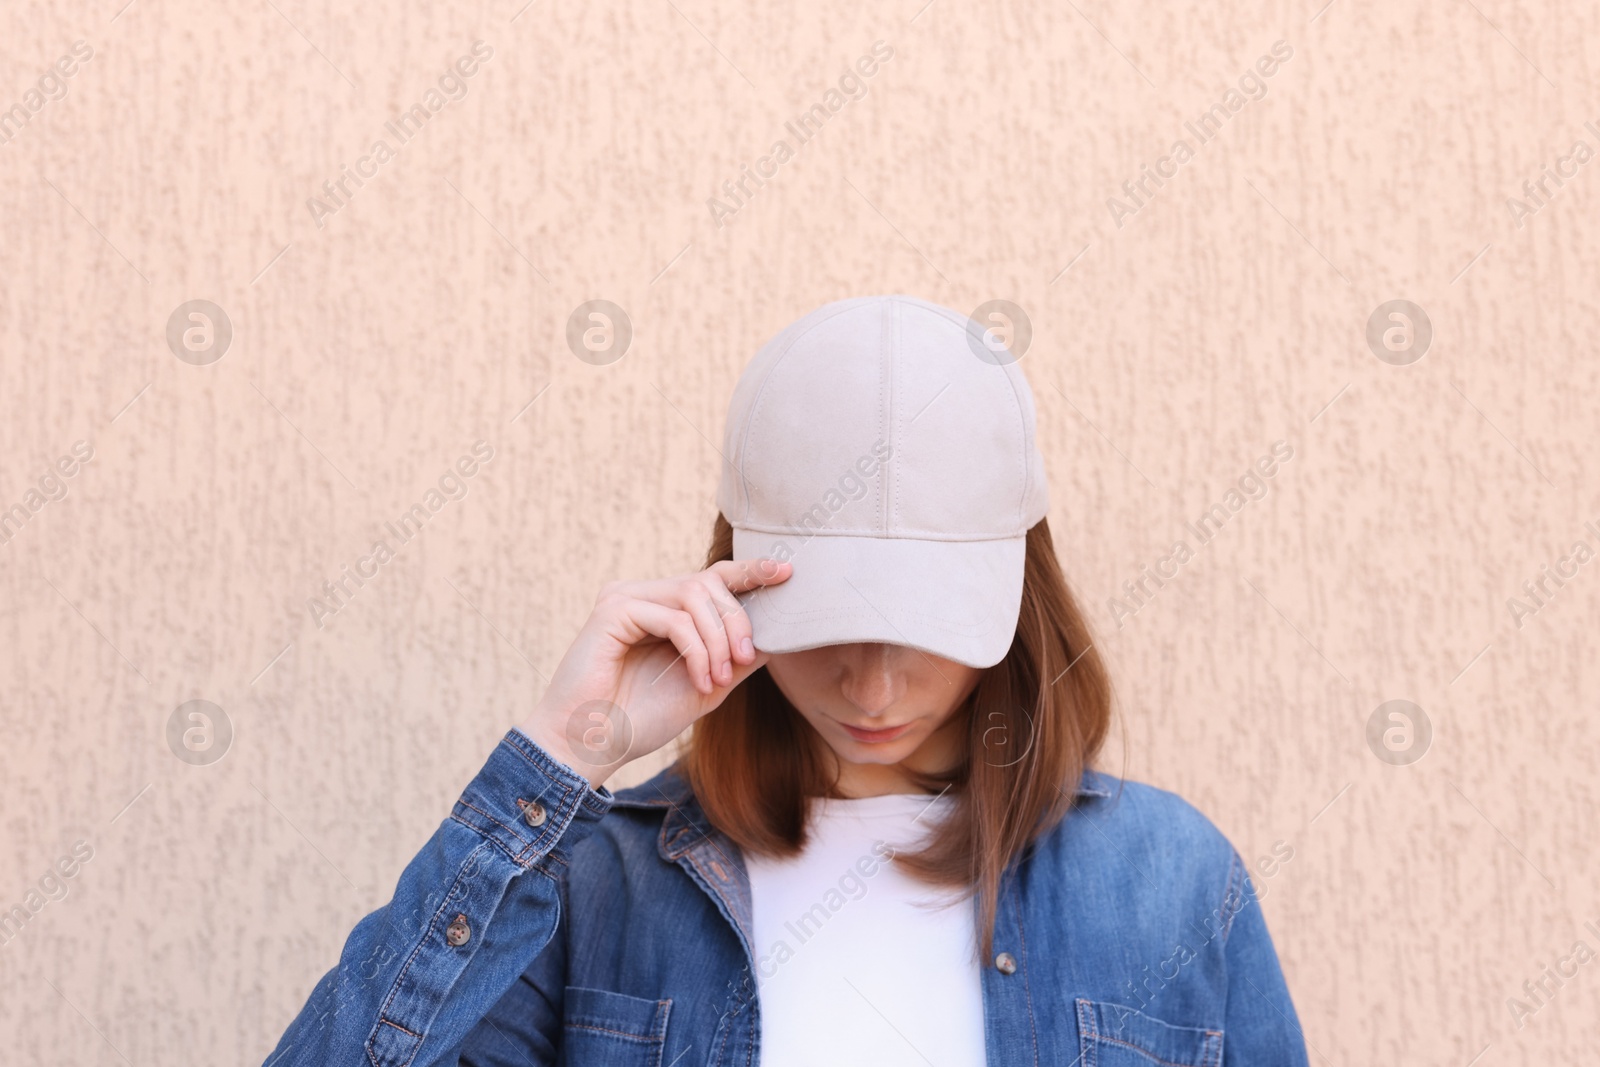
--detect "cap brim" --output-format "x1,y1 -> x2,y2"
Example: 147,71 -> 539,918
731,527 -> 1025,669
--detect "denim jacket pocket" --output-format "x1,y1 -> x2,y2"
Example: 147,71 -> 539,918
1075,999 -> 1223,1067
561,986 -> 672,1066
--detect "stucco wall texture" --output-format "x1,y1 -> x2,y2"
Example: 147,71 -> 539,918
2,0 -> 1597,1063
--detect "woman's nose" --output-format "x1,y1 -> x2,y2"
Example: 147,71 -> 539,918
841,645 -> 904,716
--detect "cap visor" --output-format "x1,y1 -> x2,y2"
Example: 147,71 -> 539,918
731,527 -> 1025,669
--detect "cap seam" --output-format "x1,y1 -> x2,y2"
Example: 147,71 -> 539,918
754,603 -> 1004,633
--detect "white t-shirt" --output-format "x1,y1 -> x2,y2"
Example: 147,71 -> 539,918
746,792 -> 987,1066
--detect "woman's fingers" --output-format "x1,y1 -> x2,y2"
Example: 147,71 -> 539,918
608,559 -> 790,605
710,557 -> 792,595
704,558 -> 789,664
709,559 -> 789,663
675,579 -> 735,686
614,600 -> 713,694
593,559 -> 792,689
707,579 -> 755,666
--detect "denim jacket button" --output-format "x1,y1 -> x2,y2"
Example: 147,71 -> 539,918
446,915 -> 471,947
518,799 -> 548,827
994,952 -> 1017,975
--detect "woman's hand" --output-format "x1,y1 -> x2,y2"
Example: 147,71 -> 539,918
519,558 -> 792,787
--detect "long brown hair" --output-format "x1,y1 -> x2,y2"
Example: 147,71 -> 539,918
682,512 -> 1114,958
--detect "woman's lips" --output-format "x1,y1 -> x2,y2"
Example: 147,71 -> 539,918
840,721 -> 914,744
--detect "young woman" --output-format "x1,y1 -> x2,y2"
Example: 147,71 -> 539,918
263,295 -> 1309,1066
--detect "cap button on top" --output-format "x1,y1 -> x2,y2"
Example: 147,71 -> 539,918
445,914 -> 471,947
994,951 -> 1017,975
518,798 -> 548,827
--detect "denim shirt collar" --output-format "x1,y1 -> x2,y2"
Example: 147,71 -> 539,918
610,764 -> 763,975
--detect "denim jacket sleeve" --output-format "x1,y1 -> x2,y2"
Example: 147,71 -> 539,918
1223,859 -> 1311,1067
261,728 -> 612,1067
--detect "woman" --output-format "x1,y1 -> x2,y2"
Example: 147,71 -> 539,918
263,295 -> 1309,1066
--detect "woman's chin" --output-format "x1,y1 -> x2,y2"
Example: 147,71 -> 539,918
827,734 -> 921,766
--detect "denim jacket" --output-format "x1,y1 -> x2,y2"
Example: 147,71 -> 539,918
262,729 -> 1309,1066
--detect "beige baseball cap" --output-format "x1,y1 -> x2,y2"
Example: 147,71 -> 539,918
716,294 -> 1049,669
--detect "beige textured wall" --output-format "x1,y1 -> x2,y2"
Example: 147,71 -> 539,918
3,0 -> 1598,1063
